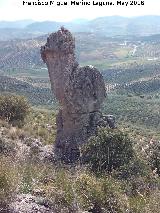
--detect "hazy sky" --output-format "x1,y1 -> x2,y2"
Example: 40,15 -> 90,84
0,0 -> 160,21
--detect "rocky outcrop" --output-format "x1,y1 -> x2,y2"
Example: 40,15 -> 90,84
41,27 -> 108,162
9,194 -> 54,213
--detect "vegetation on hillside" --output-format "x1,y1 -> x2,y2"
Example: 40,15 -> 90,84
0,94 -> 30,126
0,104 -> 159,212
82,128 -> 134,174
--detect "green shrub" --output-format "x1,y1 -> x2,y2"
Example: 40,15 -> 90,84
0,137 -> 16,155
75,173 -> 128,212
82,128 -> 134,173
23,110 -> 56,145
0,157 -> 20,205
128,189 -> 160,213
143,190 -> 160,213
33,166 -> 76,212
114,157 -> 152,180
0,94 -> 30,125
113,157 -> 157,197
146,140 -> 160,176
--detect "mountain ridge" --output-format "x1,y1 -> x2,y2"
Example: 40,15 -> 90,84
1,16 -> 160,40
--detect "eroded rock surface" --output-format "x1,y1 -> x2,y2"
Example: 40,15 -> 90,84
41,28 -> 107,162
9,194 -> 53,213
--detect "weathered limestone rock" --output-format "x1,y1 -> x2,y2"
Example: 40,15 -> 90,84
41,27 -> 107,162
9,194 -> 54,213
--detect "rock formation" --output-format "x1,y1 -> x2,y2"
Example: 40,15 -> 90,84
41,27 -> 111,162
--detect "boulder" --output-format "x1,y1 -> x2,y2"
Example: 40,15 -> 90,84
41,28 -> 109,162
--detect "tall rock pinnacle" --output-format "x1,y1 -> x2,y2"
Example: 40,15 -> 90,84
41,28 -> 107,162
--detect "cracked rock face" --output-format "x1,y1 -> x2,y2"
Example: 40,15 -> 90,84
41,28 -> 106,162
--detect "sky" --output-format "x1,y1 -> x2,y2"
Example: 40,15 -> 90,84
0,0 -> 160,22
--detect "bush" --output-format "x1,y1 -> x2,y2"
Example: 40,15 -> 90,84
0,94 -> 30,125
82,128 -> 134,173
114,157 -> 152,180
146,140 -> 160,176
75,173 -> 128,212
143,190 -> 160,213
0,137 -> 16,155
0,157 -> 20,207
23,110 -> 56,145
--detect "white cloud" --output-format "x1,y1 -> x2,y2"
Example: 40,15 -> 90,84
0,0 -> 160,21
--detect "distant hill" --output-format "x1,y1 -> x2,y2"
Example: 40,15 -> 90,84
23,16 -> 160,36
0,36 -> 45,70
116,76 -> 160,95
0,20 -> 34,29
24,16 -> 160,36
102,62 -> 160,84
26,21 -> 62,32
0,32 -> 121,70
86,15 -> 160,36
1,32 -> 160,72
0,28 -> 41,41
0,75 -> 53,106
1,16 -> 160,40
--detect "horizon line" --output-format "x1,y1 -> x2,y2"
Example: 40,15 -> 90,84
0,14 -> 160,22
